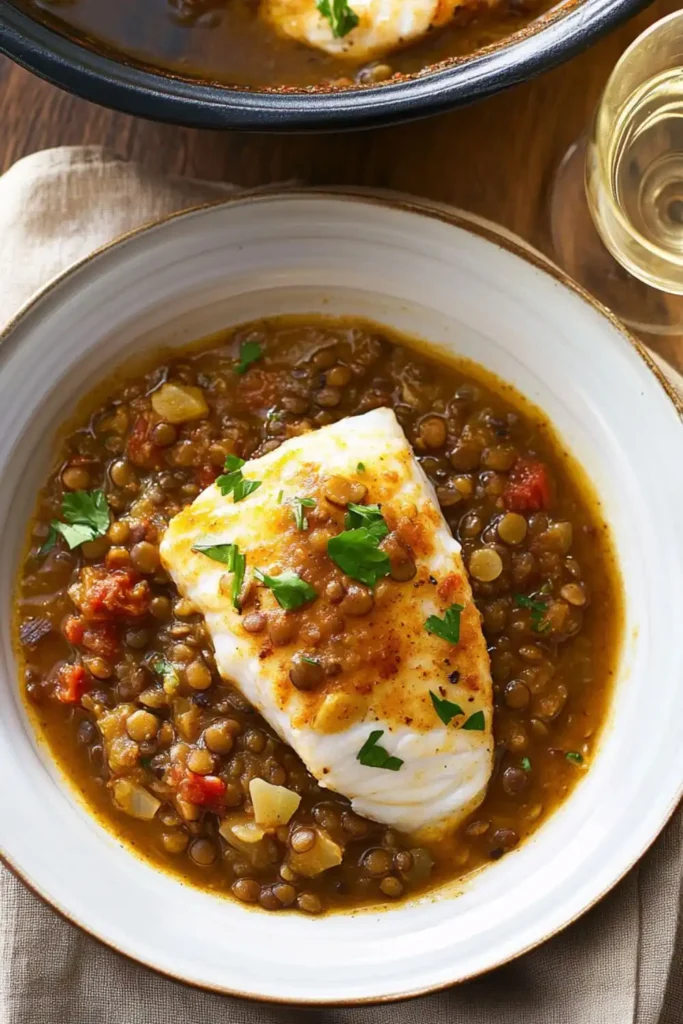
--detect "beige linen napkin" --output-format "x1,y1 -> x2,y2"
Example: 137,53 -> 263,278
1,145 -> 682,1024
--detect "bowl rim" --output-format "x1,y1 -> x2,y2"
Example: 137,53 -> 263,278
1,188 -> 682,1006
0,0 -> 653,130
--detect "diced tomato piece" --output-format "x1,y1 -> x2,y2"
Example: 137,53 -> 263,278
82,621 -> 120,659
63,615 -> 85,645
178,771 -> 226,807
504,459 -> 552,511
72,566 -> 151,621
55,663 -> 89,704
195,464 -> 218,490
127,416 -> 163,470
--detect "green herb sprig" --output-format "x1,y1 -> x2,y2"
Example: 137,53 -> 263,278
254,568 -> 316,611
192,539 -> 245,609
357,729 -> 403,771
424,603 -> 464,645
327,527 -> 391,587
344,502 -> 389,540
235,340 -> 262,375
316,0 -> 359,38
41,489 -> 110,553
216,454 -> 261,503
514,591 -> 551,633
152,656 -> 180,696
430,691 -> 464,726
290,496 -> 316,531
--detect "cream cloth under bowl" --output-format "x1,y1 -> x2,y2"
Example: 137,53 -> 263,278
0,146 -> 681,1024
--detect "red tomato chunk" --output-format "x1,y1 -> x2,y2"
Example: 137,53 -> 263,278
504,459 -> 552,511
71,567 -> 151,621
178,770 -> 226,807
127,416 -> 164,470
55,664 -> 89,704
63,615 -> 120,658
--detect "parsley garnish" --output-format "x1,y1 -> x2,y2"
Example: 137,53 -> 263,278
462,710 -> 485,731
514,592 -> 551,633
301,655 -> 319,665
192,538 -> 236,564
277,490 -> 284,504
43,489 -> 110,552
192,539 -> 245,609
521,756 -> 531,772
357,729 -> 403,771
316,0 -> 359,38
566,751 -> 584,765
38,524 -> 58,555
291,496 -> 316,531
254,568 -> 316,610
344,502 -> 389,540
152,656 -> 180,696
357,462 -> 365,472
229,549 -> 246,608
327,527 -> 391,587
430,691 -> 464,726
216,454 -> 261,503
235,340 -> 262,375
425,603 -> 464,645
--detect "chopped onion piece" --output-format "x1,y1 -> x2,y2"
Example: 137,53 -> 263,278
112,780 -> 161,820
151,383 -> 208,424
249,778 -> 301,828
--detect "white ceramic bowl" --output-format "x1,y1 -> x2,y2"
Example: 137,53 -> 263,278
1,192 -> 682,1005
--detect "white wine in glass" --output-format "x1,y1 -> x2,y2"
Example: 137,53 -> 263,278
551,10 -> 683,335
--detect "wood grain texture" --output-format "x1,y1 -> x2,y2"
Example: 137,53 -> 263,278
0,0 -> 680,368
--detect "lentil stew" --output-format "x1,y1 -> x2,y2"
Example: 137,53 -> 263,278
15,316 -> 622,915
15,0 -> 555,90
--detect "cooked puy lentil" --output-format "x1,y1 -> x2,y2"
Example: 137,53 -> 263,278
16,317 -> 622,913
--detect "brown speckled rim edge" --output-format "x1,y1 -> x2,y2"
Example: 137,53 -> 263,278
1,188 -> 682,1007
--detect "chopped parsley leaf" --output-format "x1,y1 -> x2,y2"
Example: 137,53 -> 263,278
254,568 -> 316,611
430,691 -> 464,726
327,527 -> 391,587
216,454 -> 261,503
277,490 -> 284,504
38,524 -> 58,555
192,539 -> 236,564
356,729 -> 403,771
424,603 -> 464,645
357,462 -> 366,472
514,592 -> 551,633
229,548 -> 246,609
191,539 -> 245,609
521,757 -> 532,772
45,489 -> 110,552
566,751 -> 584,765
291,496 -> 316,531
152,656 -> 180,696
462,710 -> 485,731
301,655 -> 319,666
344,502 -> 388,540
235,340 -> 262,375
316,0 -> 359,38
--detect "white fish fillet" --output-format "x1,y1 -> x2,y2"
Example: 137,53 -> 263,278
262,0 -> 491,62
160,408 -> 493,839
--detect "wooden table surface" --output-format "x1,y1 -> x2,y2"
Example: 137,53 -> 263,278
0,0 -> 679,367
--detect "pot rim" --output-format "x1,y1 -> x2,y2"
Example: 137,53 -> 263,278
0,0 -> 653,131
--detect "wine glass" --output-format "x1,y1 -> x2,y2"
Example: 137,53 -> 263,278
550,9 -> 683,338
